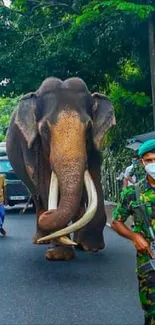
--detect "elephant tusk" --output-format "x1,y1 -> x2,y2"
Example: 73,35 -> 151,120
55,236 -> 77,246
37,172 -> 76,246
37,235 -> 77,246
37,170 -> 98,242
48,171 -> 58,210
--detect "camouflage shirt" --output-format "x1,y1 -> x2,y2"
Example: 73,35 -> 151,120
113,178 -> 155,271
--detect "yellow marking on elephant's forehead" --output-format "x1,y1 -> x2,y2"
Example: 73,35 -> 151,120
51,111 -> 86,160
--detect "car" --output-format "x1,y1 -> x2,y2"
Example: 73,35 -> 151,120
0,141 -> 7,157
0,156 -> 31,206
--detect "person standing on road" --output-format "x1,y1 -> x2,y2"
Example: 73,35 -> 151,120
123,154 -> 145,228
111,139 -> 155,325
0,173 -> 7,236
128,157 -> 145,185
123,154 -> 144,188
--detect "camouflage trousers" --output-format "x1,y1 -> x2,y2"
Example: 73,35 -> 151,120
138,272 -> 155,325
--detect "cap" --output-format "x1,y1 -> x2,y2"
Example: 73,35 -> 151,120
138,139 -> 155,157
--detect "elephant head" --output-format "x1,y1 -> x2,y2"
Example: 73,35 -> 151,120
14,77 -> 115,243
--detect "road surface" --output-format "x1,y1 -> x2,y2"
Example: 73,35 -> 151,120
0,208 -> 144,325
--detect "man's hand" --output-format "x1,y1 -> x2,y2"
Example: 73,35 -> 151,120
132,232 -> 155,258
111,220 -> 155,258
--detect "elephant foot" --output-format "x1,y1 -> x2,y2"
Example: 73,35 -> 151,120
74,230 -> 105,252
45,246 -> 75,261
33,231 -> 51,244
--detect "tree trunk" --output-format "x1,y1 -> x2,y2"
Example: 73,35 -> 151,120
149,14 -> 155,130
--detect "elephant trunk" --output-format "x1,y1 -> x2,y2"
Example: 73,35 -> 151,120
38,110 -> 86,231
52,160 -> 85,229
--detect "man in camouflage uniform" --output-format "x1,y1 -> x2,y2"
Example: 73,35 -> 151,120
112,139 -> 155,325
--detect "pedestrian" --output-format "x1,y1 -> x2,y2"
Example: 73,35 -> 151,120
111,139 -> 155,325
0,173 -> 7,236
128,156 -> 145,185
123,154 -> 144,188
123,154 -> 138,188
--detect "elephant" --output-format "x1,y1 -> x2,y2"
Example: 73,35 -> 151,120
6,77 -> 115,261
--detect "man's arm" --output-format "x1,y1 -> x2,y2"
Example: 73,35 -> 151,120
111,220 -> 134,240
111,219 -> 155,258
123,177 -> 128,188
123,166 -> 134,187
112,187 -> 155,258
128,167 -> 136,184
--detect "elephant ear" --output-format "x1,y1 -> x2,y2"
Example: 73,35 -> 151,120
15,92 -> 38,148
92,92 -> 115,150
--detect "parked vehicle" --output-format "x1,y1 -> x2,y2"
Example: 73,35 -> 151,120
0,156 -> 31,206
0,141 -> 7,157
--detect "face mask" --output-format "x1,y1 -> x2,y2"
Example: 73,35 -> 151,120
132,160 -> 137,166
145,163 -> 155,180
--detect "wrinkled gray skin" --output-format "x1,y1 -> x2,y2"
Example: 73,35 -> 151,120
6,77 -> 115,261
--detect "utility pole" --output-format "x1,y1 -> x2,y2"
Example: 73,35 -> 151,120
149,13 -> 155,130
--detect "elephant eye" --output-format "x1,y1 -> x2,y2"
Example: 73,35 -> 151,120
43,125 -> 50,137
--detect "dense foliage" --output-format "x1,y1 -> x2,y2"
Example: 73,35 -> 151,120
0,96 -> 20,141
0,0 -> 155,151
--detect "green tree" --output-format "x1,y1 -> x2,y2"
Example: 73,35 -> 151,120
0,96 -> 20,140
0,0 -> 155,147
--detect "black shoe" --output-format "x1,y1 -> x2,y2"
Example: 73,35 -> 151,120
0,228 -> 6,236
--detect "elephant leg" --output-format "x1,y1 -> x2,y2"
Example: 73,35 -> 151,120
44,233 -> 75,260
32,197 -> 52,244
74,165 -> 106,252
45,246 -> 75,261
33,227 -> 51,245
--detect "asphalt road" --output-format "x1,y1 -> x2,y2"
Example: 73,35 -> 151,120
0,208 -> 144,325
